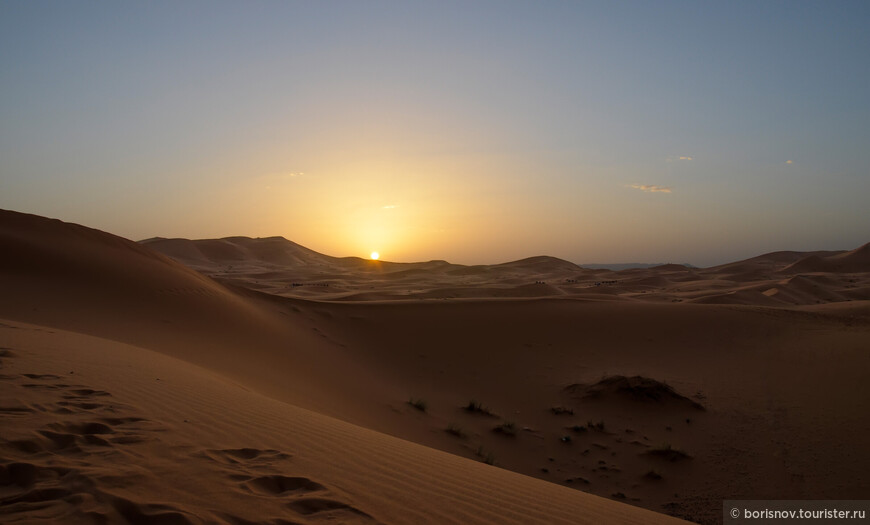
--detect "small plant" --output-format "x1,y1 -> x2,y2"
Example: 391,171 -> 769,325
408,397 -> 428,412
475,445 -> 496,465
644,443 -> 691,462
464,399 -> 495,416
643,469 -> 663,480
551,406 -> 574,415
445,422 -> 466,438
493,421 -> 516,436
565,476 -> 590,484
587,420 -> 605,431
571,424 -> 587,433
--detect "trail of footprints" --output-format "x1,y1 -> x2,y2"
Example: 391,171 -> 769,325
201,447 -> 379,524
0,343 -> 379,524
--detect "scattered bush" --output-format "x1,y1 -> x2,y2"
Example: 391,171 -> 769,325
445,422 -> 466,438
408,397 -> 428,412
644,443 -> 691,462
565,476 -> 590,484
475,445 -> 496,465
643,469 -> 663,480
587,420 -> 605,431
493,421 -> 516,436
464,399 -> 495,416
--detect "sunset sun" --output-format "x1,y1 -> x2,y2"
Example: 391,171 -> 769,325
370,251 -> 380,260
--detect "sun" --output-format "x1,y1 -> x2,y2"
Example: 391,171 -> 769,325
370,251 -> 380,260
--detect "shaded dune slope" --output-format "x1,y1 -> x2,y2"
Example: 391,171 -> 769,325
3,209 -> 870,524
0,322 -> 686,525
0,209 -> 398,418
783,243 -> 870,274
0,209 -> 692,523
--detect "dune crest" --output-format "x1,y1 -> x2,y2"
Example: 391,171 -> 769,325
3,209 -> 870,524
142,233 -> 870,305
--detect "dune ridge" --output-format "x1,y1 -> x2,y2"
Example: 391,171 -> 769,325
143,235 -> 870,305
3,209 -> 870,524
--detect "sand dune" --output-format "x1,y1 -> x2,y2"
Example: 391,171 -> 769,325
783,243 -> 870,274
143,236 -> 591,301
1,321 -> 684,525
3,209 -> 870,524
0,210 -> 405,421
143,235 -> 869,306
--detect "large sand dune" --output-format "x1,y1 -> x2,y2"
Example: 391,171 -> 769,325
3,209 -> 870,524
1,321 -> 690,525
143,235 -> 870,305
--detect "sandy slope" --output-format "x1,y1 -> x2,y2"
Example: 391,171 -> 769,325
0,210 -> 691,523
312,299 -> 870,522
1,320 -> 684,524
0,210 -> 404,420
3,209 -> 870,524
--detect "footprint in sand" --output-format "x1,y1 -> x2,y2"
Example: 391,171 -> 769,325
200,447 -> 379,523
245,475 -> 325,496
286,497 -> 377,522
202,447 -> 293,468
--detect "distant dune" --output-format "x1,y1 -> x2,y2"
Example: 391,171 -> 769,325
581,263 -> 697,271
782,243 -> 870,274
2,209 -> 869,524
143,233 -> 869,306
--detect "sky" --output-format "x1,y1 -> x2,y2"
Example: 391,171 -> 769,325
1,1 -> 868,267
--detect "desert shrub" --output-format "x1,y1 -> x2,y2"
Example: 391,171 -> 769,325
493,421 -> 516,436
408,397 -> 428,412
644,443 -> 691,461
464,399 -> 495,416
445,422 -> 465,438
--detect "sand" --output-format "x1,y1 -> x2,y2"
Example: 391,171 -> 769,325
1,321 -> 689,525
3,208 -> 870,524
140,236 -> 870,305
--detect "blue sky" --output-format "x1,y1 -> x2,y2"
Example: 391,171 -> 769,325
1,1 -> 868,265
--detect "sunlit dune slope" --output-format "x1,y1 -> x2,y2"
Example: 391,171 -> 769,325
0,209 -> 400,417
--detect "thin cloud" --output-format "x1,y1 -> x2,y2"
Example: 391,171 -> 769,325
256,171 -> 308,189
785,160 -> 793,164
666,155 -> 694,162
626,183 -> 672,193
679,156 -> 693,161
382,204 -> 398,209
257,171 -> 307,182
257,171 -> 308,189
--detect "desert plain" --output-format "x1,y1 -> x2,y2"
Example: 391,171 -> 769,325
1,208 -> 869,524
